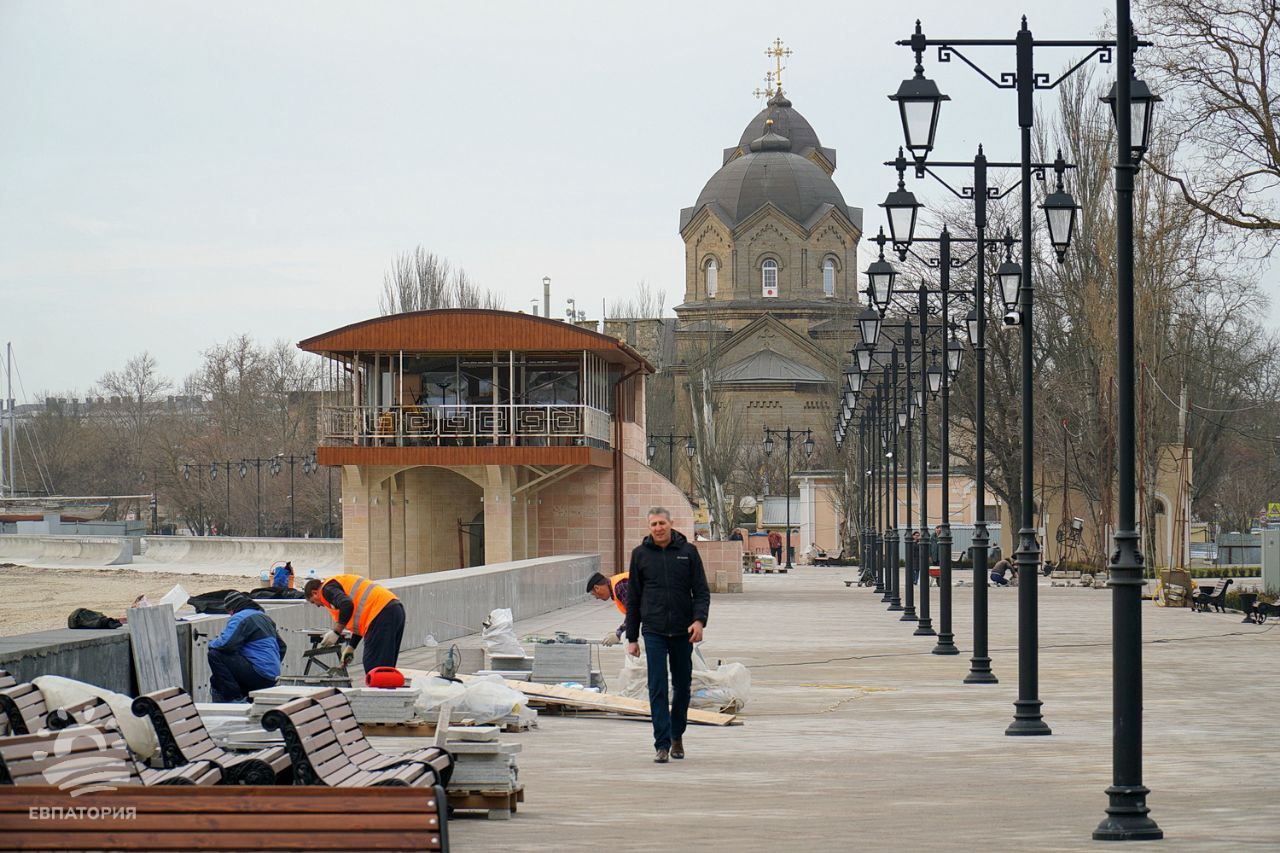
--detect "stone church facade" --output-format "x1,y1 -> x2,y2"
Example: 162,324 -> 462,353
582,90 -> 864,496
669,91 -> 863,485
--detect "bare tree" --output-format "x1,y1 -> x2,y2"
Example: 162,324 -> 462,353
607,280 -> 667,319
378,246 -> 504,314
1141,0 -> 1280,233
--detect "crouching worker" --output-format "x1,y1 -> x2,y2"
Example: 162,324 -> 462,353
208,592 -> 287,702
304,574 -> 404,671
587,570 -> 629,646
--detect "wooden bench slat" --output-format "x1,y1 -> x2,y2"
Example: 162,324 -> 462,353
0,831 -> 442,851
0,787 -> 440,811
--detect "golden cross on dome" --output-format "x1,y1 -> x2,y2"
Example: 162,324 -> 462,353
753,71 -> 776,101
766,38 -> 793,93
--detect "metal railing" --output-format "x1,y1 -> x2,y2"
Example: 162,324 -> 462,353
319,404 -> 612,447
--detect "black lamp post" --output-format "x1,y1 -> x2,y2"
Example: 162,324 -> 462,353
646,433 -> 697,485
1094,5 -> 1163,841
762,427 -> 814,569
240,458 -> 273,537
897,16 -> 1115,736
271,454 -> 316,538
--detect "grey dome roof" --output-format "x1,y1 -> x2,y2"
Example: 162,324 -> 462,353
738,92 -> 822,155
693,129 -> 851,227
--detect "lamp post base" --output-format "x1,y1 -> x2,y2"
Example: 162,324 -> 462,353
887,600 -> 904,611
932,632 -> 958,654
913,619 -> 936,637
1093,785 -> 1162,841
1006,699 -> 1052,736
899,606 -> 917,621
964,657 -> 998,684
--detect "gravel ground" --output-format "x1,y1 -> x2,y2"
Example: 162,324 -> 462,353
0,563 -> 262,635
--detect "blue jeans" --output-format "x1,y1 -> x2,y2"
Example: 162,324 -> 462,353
643,632 -> 693,752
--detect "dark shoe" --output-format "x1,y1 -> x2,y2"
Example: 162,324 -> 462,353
654,748 -> 669,763
671,739 -> 684,760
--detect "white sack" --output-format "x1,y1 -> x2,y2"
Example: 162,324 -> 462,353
411,675 -> 466,719
33,675 -> 159,761
614,644 -> 751,712
481,608 -> 525,657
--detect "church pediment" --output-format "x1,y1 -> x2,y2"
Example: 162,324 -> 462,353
685,314 -> 838,378
714,348 -> 831,384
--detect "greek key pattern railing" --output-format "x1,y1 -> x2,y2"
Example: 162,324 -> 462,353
319,404 -> 612,446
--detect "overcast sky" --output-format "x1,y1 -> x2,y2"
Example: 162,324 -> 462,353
2,1 -> 1273,398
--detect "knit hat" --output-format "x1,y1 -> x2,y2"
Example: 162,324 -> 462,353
223,591 -> 262,613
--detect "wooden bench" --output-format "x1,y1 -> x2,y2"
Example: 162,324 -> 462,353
46,697 -> 221,786
1191,577 -> 1233,613
132,687 -> 290,784
313,689 -> 453,785
261,693 -> 447,788
0,681 -> 49,736
0,785 -> 448,851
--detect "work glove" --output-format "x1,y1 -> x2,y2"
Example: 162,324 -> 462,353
601,632 -> 619,647
319,630 -> 341,647
339,645 -> 355,667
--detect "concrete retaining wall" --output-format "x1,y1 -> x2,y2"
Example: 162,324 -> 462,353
141,536 -> 344,574
0,553 -> 598,701
0,534 -> 132,567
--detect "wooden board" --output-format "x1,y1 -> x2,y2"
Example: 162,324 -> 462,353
418,672 -> 738,726
128,604 -> 183,696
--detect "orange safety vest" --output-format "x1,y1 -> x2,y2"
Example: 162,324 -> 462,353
319,574 -> 398,636
608,572 -> 629,616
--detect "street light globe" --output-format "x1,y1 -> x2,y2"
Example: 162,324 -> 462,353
964,308 -> 979,348
881,182 -> 923,248
947,338 -> 965,375
854,342 -> 874,375
762,433 -> 775,456
803,434 -> 816,459
1041,169 -> 1079,263
997,259 -> 1023,311
927,363 -> 944,396
889,60 -> 949,168
1102,73 -> 1162,160
857,306 -> 883,348
646,442 -> 656,462
846,368 -> 864,394
684,438 -> 696,459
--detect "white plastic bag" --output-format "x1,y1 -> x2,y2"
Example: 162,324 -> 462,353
33,675 -> 159,761
458,675 -> 524,724
615,645 -> 751,712
481,608 -> 525,657
411,675 -> 466,719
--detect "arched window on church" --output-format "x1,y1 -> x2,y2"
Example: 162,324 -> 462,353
705,258 -> 718,299
761,259 -> 778,297
822,258 -> 836,297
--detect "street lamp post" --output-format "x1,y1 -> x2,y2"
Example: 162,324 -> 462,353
1094,4 -> 1163,840
896,16 -> 1118,736
646,433 -> 697,485
762,427 -> 814,569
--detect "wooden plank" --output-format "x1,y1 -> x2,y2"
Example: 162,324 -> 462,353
0,832 -> 441,851
406,671 -> 738,726
0,786 -> 441,812
127,604 -> 183,696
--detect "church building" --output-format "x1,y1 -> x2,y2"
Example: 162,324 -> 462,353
668,83 -> 864,486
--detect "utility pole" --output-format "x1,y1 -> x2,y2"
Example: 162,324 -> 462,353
5,343 -> 14,498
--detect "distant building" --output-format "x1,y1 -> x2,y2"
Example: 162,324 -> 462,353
299,309 -> 693,579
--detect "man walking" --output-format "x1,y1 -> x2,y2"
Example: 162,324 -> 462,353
625,507 -> 711,764
303,574 -> 405,672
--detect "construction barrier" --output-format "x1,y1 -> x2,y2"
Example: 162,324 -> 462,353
0,534 -> 132,567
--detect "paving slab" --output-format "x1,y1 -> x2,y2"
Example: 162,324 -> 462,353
408,568 -> 1280,852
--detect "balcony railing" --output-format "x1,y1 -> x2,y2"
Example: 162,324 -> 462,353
319,404 -> 612,448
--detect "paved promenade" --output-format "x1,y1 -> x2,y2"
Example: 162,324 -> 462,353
413,568 -> 1279,852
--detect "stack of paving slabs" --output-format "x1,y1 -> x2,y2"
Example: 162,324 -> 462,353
247,685 -> 328,721
441,725 -> 521,791
196,702 -> 285,751
342,687 -> 419,724
483,653 -> 534,681
529,643 -> 592,685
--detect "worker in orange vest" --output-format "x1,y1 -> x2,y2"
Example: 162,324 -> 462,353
587,571 -> 629,646
303,574 -> 404,671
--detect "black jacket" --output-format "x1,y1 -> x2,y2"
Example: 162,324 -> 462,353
624,530 -> 711,641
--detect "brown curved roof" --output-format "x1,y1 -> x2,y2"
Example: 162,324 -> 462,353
298,309 -> 652,370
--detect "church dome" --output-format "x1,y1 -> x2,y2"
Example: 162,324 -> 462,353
737,92 -> 823,155
693,126 -> 850,227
